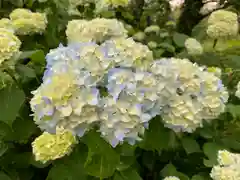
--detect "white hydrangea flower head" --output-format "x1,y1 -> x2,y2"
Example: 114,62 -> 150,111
9,8 -> 48,35
210,150 -> 240,180
200,2 -> 221,15
0,18 -> 14,32
32,128 -> 77,163
235,81 -> 240,99
168,0 -> 185,11
0,28 -> 21,65
184,38 -> 203,55
207,10 -> 238,39
66,18 -> 127,44
164,176 -> 180,180
95,0 -> 130,12
218,150 -> 240,166
102,37 -> 153,70
149,58 -> 228,133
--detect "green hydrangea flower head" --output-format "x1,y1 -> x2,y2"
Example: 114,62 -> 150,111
0,18 -> 14,32
184,37 -> 203,55
95,0 -> 130,12
207,10 -> 239,39
210,150 -> 240,180
32,128 -> 77,163
0,28 -> 21,65
9,8 -> 48,35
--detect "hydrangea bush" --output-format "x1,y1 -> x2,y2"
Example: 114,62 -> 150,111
0,0 -> 240,179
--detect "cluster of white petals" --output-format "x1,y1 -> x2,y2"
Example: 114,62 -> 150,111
210,150 -> 240,180
200,0 -> 227,15
31,16 -> 229,148
235,81 -> 240,99
66,18 -> 127,44
9,8 -> 47,35
149,58 -> 228,133
207,10 -> 239,39
0,28 -> 21,65
184,38 -> 203,55
164,176 -> 180,180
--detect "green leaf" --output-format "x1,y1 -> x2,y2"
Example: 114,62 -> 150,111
47,144 -> 88,180
158,43 -> 175,53
0,171 -> 11,180
116,155 -> 135,171
0,140 -> 9,157
114,168 -> 142,180
82,131 -> 120,179
191,175 -> 205,180
203,142 -> 225,167
16,65 -> 36,79
0,84 -> 25,127
181,137 -> 201,154
173,32 -> 189,47
10,117 -> 37,144
191,17 -> 208,41
160,163 -> 189,180
226,104 -> 240,119
140,118 -> 175,151
223,55 -> 240,70
18,50 -> 45,64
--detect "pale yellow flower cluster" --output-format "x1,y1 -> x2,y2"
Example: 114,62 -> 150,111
32,128 -> 77,163
95,0 -> 130,12
102,37 -> 154,70
9,8 -> 47,35
184,38 -> 203,55
235,81 -> 240,99
66,18 -> 127,44
210,150 -> 240,180
0,28 -> 21,65
152,58 -> 229,133
207,10 -> 239,39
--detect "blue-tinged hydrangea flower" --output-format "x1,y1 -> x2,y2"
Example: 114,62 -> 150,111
98,96 -> 150,147
9,8 -> 47,35
207,10 -> 238,39
0,28 -> 21,65
210,150 -> 240,180
107,68 -> 165,117
184,38 -> 203,55
102,37 -> 153,70
30,68 -> 101,136
32,128 -> 77,163
164,176 -> 180,180
235,81 -> 240,99
66,18 -> 127,44
149,58 -> 228,133
44,42 -> 120,85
